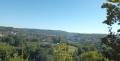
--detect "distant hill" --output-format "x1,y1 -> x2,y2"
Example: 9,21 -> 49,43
0,26 -> 106,43
19,28 -> 74,37
19,28 -> 106,42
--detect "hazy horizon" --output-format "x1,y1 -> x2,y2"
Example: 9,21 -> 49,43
0,25 -> 108,34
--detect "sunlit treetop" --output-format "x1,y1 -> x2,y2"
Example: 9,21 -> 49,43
107,0 -> 120,2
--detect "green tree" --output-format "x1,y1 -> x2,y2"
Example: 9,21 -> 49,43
101,0 -> 120,61
5,52 -> 28,61
8,36 -> 15,45
54,43 -> 73,61
107,0 -> 120,2
79,51 -> 108,61
4,45 -> 28,61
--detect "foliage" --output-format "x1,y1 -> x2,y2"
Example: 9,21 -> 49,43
5,53 -> 28,61
54,43 -> 73,61
101,0 -> 120,61
79,51 -> 108,61
107,0 -> 120,2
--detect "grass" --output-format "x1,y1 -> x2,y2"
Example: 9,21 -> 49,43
68,45 -> 78,53
53,44 -> 78,53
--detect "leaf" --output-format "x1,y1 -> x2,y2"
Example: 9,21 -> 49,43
117,29 -> 120,32
107,0 -> 120,2
118,23 -> 120,25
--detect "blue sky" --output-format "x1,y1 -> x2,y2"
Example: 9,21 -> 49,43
0,0 -> 114,33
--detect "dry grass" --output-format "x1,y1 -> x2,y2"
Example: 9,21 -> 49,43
68,45 -> 78,53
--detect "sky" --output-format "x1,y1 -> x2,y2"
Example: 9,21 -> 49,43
0,0 -> 117,34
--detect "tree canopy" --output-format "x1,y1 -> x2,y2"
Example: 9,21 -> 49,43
101,0 -> 120,61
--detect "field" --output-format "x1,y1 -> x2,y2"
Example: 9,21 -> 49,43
53,44 -> 78,53
68,45 -> 78,52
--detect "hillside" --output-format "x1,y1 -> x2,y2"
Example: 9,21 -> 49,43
19,28 -> 73,37
0,26 -> 106,43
